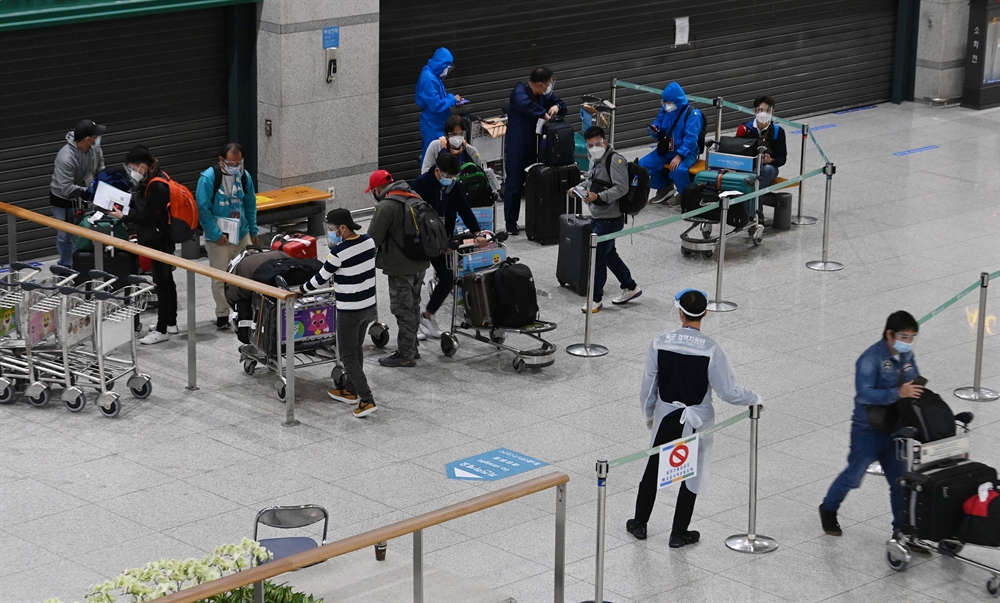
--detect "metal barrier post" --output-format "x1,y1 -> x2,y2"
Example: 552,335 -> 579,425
726,404 -> 778,553
253,581 -> 263,603
583,460 -> 610,603
413,529 -> 424,603
955,272 -> 1000,401
7,213 -> 17,263
555,483 -> 567,603
806,162 -> 844,272
714,97 -> 724,142
609,78 -> 618,147
283,297 -> 298,426
186,270 -> 198,390
791,124 -> 817,225
95,241 -> 105,271
567,232 -> 608,357
707,194 -> 737,312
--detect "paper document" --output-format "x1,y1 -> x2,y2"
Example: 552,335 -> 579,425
217,217 -> 240,243
674,16 -> 690,45
93,181 -> 131,215
536,118 -> 546,135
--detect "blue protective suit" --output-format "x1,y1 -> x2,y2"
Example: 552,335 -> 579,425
638,82 -> 703,191
502,81 -> 567,230
415,48 -> 457,164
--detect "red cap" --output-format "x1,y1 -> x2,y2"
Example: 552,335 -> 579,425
365,169 -> 393,193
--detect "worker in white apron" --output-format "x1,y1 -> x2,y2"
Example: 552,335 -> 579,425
627,288 -> 761,547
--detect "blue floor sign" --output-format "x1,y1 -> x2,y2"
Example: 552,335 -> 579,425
894,145 -> 939,156
446,448 -> 548,481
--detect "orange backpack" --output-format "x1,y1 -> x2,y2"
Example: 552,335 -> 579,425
146,171 -> 197,243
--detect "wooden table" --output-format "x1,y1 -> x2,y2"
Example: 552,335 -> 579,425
255,185 -> 331,236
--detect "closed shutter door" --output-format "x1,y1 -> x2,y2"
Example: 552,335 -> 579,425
0,8 -> 229,263
379,0 -> 896,180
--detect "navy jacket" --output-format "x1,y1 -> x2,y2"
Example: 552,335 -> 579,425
504,81 -> 567,170
410,171 -> 481,236
739,119 -> 787,168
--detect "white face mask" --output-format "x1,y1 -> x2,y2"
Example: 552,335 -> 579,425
126,166 -> 144,185
92,135 -> 102,148
663,102 -> 677,112
756,111 -> 772,126
222,159 -> 244,176
447,135 -> 465,148
440,66 -> 451,78
587,144 -> 606,160
544,83 -> 553,95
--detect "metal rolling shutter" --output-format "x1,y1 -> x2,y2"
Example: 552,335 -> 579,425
379,0 -> 897,180
0,8 -> 229,263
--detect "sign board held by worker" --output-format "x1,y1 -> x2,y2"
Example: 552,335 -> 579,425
658,434 -> 699,489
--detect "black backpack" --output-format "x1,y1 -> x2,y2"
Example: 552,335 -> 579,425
895,388 -> 955,443
598,153 -> 650,216
457,162 -> 493,208
540,116 -> 576,166
385,190 -> 449,261
251,257 -> 324,289
212,165 -> 250,197
680,182 -> 751,229
492,259 -> 539,328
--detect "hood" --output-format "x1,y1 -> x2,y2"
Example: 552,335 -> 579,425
380,180 -> 413,197
426,48 -> 453,76
63,130 -> 81,149
660,82 -> 687,106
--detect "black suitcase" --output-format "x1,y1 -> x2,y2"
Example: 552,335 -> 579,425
556,214 -> 592,296
72,249 -> 139,291
901,460 -> 998,542
492,260 -> 538,328
462,270 -> 495,328
525,164 -> 581,245
540,117 -> 576,166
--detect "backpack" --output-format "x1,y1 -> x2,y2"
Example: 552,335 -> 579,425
457,162 -> 493,208
680,182 -> 751,229
597,153 -> 650,216
146,172 -> 198,243
385,190 -> 449,261
539,116 -> 576,166
492,259 -> 538,328
894,388 -> 955,443
251,256 -> 324,289
75,211 -> 129,251
85,167 -> 132,200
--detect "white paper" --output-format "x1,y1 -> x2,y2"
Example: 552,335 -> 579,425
657,433 -> 699,489
93,181 -> 131,215
217,217 -> 240,243
536,118 -> 546,135
674,16 -> 690,46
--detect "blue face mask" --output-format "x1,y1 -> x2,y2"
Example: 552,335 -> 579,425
438,176 -> 454,187
893,339 -> 913,354
327,230 -> 342,246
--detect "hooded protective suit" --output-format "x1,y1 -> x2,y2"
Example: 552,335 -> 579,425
415,48 -> 457,163
638,82 -> 703,191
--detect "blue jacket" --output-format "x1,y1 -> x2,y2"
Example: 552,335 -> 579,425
853,339 -> 920,427
504,81 -> 567,169
195,166 -> 258,242
647,82 -> 702,162
410,170 -> 481,236
415,48 -> 457,157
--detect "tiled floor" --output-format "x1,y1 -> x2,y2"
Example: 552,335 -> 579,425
1,101 -> 999,602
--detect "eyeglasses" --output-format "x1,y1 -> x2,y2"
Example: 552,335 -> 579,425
440,172 -> 457,180
586,142 -> 605,149
894,332 -> 918,342
223,159 -> 244,169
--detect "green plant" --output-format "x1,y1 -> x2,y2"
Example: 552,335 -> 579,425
206,581 -> 323,603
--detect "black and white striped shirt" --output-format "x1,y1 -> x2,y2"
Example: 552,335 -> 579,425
301,234 -> 377,311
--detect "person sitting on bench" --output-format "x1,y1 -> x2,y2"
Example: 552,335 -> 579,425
639,82 -> 703,207
735,95 -> 787,188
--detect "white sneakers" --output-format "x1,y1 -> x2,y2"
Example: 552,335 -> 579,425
147,324 -> 179,335
139,330 -> 170,345
581,302 -> 603,314
612,288 -> 643,305
419,313 -> 442,339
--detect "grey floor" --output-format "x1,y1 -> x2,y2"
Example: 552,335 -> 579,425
2,101 -> 999,603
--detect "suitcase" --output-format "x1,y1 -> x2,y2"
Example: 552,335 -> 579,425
958,487 -> 1000,547
461,269 -> 495,328
692,169 -> 758,227
72,248 -> 139,291
901,460 -> 998,542
539,117 -> 576,166
492,260 -> 538,328
556,214 -> 592,296
525,164 -> 581,245
271,233 -> 318,259
680,183 -> 752,229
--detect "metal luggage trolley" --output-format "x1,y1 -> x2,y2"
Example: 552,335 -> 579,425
438,233 -> 558,373
239,280 -> 346,402
0,263 -> 63,404
467,112 -> 507,189
885,412 -> 1000,596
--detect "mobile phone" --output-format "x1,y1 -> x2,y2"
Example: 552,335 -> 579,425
456,99 -> 470,106
912,376 -> 928,387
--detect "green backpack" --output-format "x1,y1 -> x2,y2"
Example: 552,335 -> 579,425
76,211 -> 129,252
456,162 -> 493,208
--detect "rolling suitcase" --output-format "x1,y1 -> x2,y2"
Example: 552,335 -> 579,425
72,248 -> 139,291
900,460 -> 997,542
461,269 -> 495,328
270,233 -> 318,259
556,214 -> 591,296
525,164 -> 581,245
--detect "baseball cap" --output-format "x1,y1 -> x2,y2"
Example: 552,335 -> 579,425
73,119 -> 107,141
365,169 -> 393,193
326,208 -> 362,231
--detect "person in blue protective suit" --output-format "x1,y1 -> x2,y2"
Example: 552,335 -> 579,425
415,48 -> 463,165
639,82 -> 704,206
821,311 -> 923,541
736,95 -> 787,188
502,67 -> 567,235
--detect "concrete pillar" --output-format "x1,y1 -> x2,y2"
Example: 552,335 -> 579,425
257,0 -> 379,210
914,0 -> 970,103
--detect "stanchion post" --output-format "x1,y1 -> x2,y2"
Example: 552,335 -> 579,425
791,123 -> 816,225
726,404 -> 778,553
583,460 -> 610,603
283,297 -> 298,426
609,78 -> 618,147
413,529 -> 424,603
555,483 -> 567,603
7,213 -> 17,263
806,162 -> 844,272
186,269 -> 198,390
713,97 -> 724,142
955,272 -> 1000,401
707,193 -> 737,312
95,240 -> 105,271
567,233 -> 608,357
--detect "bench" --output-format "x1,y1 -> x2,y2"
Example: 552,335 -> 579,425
255,186 -> 331,237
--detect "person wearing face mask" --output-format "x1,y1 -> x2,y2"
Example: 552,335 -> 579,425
578,126 -> 641,313
299,209 -> 379,418
820,310 -> 923,541
415,47 -> 464,165
638,82 -> 704,206
195,142 -> 260,329
49,119 -> 107,267
503,67 -> 567,234
410,153 -> 488,339
420,115 -> 484,175
735,95 -> 787,188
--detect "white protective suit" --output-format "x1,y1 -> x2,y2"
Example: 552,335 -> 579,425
640,326 -> 760,494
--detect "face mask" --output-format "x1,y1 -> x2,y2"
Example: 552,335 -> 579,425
663,102 -> 677,113
223,160 -> 243,176
588,144 -> 606,160
892,338 -> 913,354
438,176 -> 454,187
92,136 -> 102,148
327,229 -> 342,246
756,111 -> 772,126
440,66 -> 451,78
127,166 -> 143,185
544,83 -> 553,95
448,135 -> 464,148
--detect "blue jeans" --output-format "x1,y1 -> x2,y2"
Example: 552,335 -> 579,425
50,205 -> 76,267
592,217 -> 636,303
759,164 -> 779,188
638,150 -> 696,191
822,422 -> 905,530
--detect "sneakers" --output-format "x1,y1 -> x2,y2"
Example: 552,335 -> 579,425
611,288 -> 642,305
419,313 -> 442,339
581,302 -> 603,314
148,324 -> 179,335
417,331 -> 427,341
139,330 -> 170,345
665,190 -> 682,208
378,352 -> 416,368
626,519 -> 647,540
216,316 -> 230,330
353,399 -> 378,418
668,530 -> 701,549
649,184 -> 677,204
327,388 -> 358,404
819,504 -> 842,536
506,223 -> 520,236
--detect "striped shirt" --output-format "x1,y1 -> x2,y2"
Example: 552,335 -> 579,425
300,234 -> 377,311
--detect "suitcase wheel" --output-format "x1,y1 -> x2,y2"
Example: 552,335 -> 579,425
441,333 -> 458,357
512,357 -> 526,373
986,576 -> 999,596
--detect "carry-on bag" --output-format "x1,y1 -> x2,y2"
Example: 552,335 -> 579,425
680,182 -> 752,229
75,211 -> 129,252
457,162 -> 494,208
462,269 -> 495,328
900,460 -> 998,542
539,117 -> 576,166
714,136 -> 760,157
525,163 -> 581,245
556,214 -> 592,296
958,485 -> 1000,547
895,388 -> 956,443
271,233 -> 318,259
72,249 -> 139,291
492,260 -> 539,328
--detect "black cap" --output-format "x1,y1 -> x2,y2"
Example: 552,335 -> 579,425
74,119 -> 106,141
326,208 -> 362,231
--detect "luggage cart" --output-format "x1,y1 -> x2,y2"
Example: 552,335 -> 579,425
885,412 -> 1000,596
467,112 -> 507,189
438,234 -> 557,372
239,281 -> 346,402
0,262 -> 52,404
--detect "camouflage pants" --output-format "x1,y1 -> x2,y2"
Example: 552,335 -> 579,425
388,271 -> 425,361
